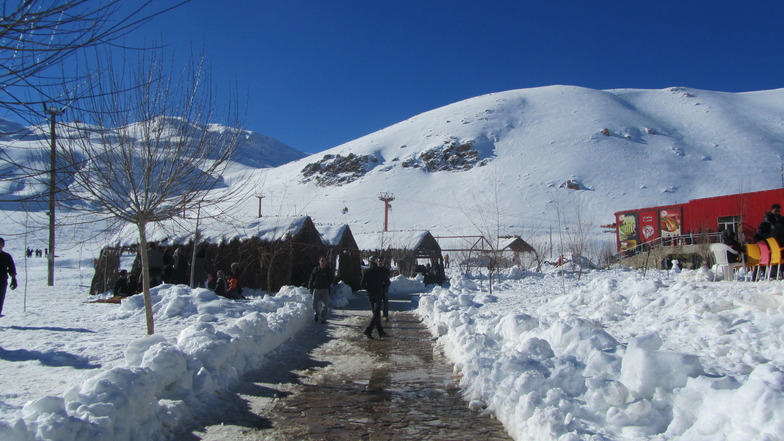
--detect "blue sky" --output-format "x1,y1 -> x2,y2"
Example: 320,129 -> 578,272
132,1 -> 782,153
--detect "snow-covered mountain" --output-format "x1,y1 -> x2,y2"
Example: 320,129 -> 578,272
226,85 -> 784,240
3,85 -> 784,246
0,119 -> 306,211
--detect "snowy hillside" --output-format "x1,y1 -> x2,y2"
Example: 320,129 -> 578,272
0,119 -> 306,212
3,85 -> 784,249
228,85 -> 784,240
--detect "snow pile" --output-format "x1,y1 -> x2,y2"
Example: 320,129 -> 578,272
1,282 -> 353,441
417,268 -> 784,440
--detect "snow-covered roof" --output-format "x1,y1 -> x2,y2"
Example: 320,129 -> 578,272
111,215 -> 314,246
318,224 -> 350,246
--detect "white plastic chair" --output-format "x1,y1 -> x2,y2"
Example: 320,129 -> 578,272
710,243 -> 744,281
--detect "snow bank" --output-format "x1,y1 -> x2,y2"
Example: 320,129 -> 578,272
1,283 -> 353,441
417,270 -> 784,441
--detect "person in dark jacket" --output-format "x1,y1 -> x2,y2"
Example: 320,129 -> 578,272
146,243 -> 164,287
379,256 -> 391,321
360,256 -> 390,339
755,204 -> 781,241
0,237 -> 18,316
166,247 -> 189,285
721,229 -> 744,263
113,270 -> 135,297
191,247 -> 210,288
214,270 -> 228,298
308,256 -> 335,323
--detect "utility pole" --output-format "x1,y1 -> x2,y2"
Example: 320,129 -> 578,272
256,194 -> 265,218
44,104 -> 64,286
378,192 -> 395,232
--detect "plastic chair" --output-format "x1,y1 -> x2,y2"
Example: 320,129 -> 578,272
710,243 -> 744,281
766,237 -> 783,280
758,240 -> 772,281
745,243 -> 761,280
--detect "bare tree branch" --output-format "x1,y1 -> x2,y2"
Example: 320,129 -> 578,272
60,51 -> 244,334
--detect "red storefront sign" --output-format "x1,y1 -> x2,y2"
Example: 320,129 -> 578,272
659,207 -> 682,238
639,210 -> 659,243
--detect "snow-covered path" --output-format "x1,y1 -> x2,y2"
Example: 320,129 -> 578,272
186,290 -> 511,440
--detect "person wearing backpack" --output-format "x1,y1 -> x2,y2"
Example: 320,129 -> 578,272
308,256 -> 335,323
360,256 -> 390,339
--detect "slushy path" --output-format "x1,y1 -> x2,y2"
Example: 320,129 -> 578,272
185,290 -> 512,441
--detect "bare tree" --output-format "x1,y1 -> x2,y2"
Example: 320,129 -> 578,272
459,177 -> 509,294
566,194 -> 593,280
61,52 -> 243,334
0,0 -> 190,121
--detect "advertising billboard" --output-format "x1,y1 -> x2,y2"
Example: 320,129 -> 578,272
659,207 -> 682,238
639,210 -> 659,243
616,212 -> 638,252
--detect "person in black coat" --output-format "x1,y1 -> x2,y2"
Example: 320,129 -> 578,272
360,256 -> 390,339
755,204 -> 782,241
214,270 -> 228,298
308,256 -> 335,323
379,256 -> 391,321
166,247 -> 189,285
0,237 -> 18,316
113,270 -> 135,297
720,229 -> 744,263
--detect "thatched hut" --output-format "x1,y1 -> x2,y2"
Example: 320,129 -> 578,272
90,216 -> 327,295
318,224 -> 362,291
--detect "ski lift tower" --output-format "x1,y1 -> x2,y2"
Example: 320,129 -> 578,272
378,192 -> 395,232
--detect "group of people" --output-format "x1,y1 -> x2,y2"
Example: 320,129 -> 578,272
136,244 -> 193,288
718,203 -> 784,266
212,262 -> 246,300
306,254 -> 392,339
116,243 -> 246,300
24,248 -> 48,258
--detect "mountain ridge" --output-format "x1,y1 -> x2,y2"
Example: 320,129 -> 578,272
3,85 -> 784,247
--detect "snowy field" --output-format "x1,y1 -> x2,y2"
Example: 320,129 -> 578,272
0,252 -> 352,440
418,263 -> 784,440
1,248 -> 783,440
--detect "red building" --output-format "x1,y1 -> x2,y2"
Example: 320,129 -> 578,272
613,188 -> 784,253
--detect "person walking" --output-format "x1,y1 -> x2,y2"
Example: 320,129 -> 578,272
146,243 -> 165,287
379,256 -> 391,321
0,237 -> 19,316
308,256 -> 335,324
361,256 -> 390,339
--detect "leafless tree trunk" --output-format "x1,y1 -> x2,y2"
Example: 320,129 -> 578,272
60,52 -> 243,334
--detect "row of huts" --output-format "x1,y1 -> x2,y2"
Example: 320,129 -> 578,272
90,216 -> 534,295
